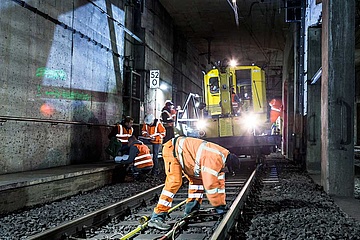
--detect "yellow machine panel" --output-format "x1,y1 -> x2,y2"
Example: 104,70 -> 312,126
229,65 -> 267,115
204,69 -> 222,115
177,64 -> 281,157
219,118 -> 233,137
232,116 -> 248,136
204,118 -> 219,138
204,66 -> 268,117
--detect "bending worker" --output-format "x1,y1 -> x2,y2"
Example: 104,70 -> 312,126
115,135 -> 153,180
148,136 -> 237,231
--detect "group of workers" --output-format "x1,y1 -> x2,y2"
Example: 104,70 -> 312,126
108,100 -> 176,177
107,100 -> 238,231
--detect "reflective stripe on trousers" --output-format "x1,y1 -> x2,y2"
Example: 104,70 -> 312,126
153,145 -> 183,214
187,179 -> 204,203
202,170 -> 226,207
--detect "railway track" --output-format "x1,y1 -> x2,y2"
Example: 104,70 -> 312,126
27,159 -> 278,240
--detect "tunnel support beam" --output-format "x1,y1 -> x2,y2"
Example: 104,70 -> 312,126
306,27 -> 322,173
321,0 -> 355,196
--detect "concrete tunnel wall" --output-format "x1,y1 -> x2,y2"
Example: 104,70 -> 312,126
0,0 -> 206,174
0,1 -> 126,173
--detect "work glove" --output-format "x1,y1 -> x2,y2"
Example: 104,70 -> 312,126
184,200 -> 201,216
114,154 -> 129,162
215,205 -> 228,215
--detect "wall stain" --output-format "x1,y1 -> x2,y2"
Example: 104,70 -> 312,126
36,85 -> 91,101
36,67 -> 67,81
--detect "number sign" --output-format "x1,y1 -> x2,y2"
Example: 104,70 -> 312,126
150,70 -> 160,88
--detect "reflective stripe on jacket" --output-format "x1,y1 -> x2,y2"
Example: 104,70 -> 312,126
133,143 -> 153,169
172,137 -> 228,177
141,120 -> 166,144
269,98 -> 282,112
161,108 -> 176,127
171,137 -> 229,206
116,124 -> 133,143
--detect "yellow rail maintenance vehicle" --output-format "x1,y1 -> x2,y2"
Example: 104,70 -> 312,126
176,63 -> 281,159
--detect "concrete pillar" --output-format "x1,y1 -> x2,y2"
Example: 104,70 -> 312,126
282,26 -> 295,159
306,27 -> 322,173
321,0 -> 355,196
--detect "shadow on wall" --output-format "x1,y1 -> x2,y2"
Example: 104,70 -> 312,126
69,101 -> 103,164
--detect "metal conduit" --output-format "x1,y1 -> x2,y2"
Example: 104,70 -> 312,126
0,115 -> 112,128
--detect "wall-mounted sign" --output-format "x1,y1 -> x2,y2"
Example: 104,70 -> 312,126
150,70 -> 160,88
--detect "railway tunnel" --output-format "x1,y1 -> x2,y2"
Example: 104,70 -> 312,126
0,0 -> 360,239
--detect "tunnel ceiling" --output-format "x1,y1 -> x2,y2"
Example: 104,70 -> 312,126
158,0 -> 290,70
159,0 -> 360,69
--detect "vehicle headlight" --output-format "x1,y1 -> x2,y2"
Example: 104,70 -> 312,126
244,114 -> 258,129
196,119 -> 207,130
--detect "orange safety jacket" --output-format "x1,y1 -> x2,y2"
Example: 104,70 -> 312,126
116,124 -> 133,144
269,98 -> 283,123
133,143 -> 153,169
141,120 -> 166,144
170,137 -> 229,207
269,98 -> 282,112
231,93 -> 238,107
161,108 -> 176,127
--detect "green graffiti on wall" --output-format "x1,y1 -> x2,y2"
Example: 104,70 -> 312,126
36,67 -> 67,81
37,85 -> 91,101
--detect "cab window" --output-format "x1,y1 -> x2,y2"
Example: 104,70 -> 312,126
209,77 -> 219,94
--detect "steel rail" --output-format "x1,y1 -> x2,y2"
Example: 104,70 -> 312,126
27,184 -> 165,240
210,165 -> 261,240
132,173 -> 252,240
120,200 -> 187,240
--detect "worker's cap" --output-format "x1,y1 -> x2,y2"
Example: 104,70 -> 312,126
165,100 -> 173,106
144,114 -> 155,125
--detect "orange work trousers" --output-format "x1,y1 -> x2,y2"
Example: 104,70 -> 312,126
153,141 -> 224,214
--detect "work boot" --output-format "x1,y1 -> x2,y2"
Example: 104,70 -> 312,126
184,200 -> 201,216
215,205 -> 228,215
148,218 -> 171,231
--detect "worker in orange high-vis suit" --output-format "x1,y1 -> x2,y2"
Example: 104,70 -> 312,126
108,116 -> 134,155
141,114 -> 166,175
231,87 -> 241,115
115,135 -> 153,180
268,98 -> 283,123
148,137 -> 237,231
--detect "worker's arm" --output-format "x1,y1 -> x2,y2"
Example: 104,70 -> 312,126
120,146 -> 139,164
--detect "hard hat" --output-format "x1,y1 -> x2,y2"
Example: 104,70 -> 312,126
165,100 -> 173,105
144,114 -> 155,125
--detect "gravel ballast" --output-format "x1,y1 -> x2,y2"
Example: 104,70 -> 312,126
1,161 -> 360,239
244,162 -> 360,240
